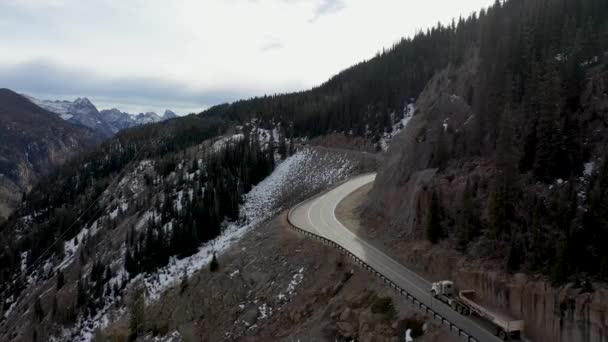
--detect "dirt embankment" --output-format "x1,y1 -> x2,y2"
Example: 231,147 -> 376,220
340,181 -> 608,342
101,214 -> 455,342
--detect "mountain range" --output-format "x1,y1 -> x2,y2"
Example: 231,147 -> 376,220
25,95 -> 177,137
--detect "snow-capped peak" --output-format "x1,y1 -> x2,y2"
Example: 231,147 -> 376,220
163,110 -> 177,120
25,94 -> 180,136
73,97 -> 93,106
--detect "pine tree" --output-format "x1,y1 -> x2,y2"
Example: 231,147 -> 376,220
76,278 -> 86,308
179,268 -> 188,294
456,179 -> 479,251
267,129 -> 276,172
128,288 -> 145,341
51,295 -> 58,318
56,271 -> 65,290
278,128 -> 287,160
533,59 -> 562,182
426,191 -> 443,244
34,296 -> 44,322
507,239 -> 523,272
210,252 -> 219,272
490,104 -> 517,238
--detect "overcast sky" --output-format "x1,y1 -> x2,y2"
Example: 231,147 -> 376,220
0,0 -> 495,115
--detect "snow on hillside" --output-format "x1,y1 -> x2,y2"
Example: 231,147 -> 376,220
143,147 -> 352,301
212,133 -> 245,151
379,102 -> 415,151
25,95 -> 72,116
48,146 -> 355,342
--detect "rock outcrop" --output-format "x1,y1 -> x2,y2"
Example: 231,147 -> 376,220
363,55 -> 608,341
405,244 -> 608,342
365,55 -> 479,236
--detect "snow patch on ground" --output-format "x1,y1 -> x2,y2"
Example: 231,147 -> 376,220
58,221 -> 99,271
584,162 -> 595,177
286,267 -> 305,296
213,134 -> 245,151
50,262 -> 130,342
379,102 -> 415,151
152,330 -> 182,342
142,150 -> 333,301
257,303 -> 272,320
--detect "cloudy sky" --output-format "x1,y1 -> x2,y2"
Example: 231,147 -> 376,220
0,0 -> 494,115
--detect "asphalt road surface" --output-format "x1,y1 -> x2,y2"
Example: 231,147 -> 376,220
288,173 -> 505,342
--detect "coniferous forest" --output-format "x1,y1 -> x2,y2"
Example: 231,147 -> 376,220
124,132 -> 275,277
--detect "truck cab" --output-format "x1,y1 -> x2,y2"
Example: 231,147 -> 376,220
431,280 -> 454,297
430,280 -> 524,341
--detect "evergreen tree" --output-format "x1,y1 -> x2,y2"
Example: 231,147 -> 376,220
56,271 -> 64,290
128,288 -> 145,341
267,129 -> 276,172
456,179 -> 479,251
426,191 -> 443,244
210,252 -> 219,272
34,296 -> 44,322
278,127 -> 287,160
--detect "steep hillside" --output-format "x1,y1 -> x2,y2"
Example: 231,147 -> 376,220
359,0 -> 608,340
0,137 -> 378,341
0,89 -> 102,221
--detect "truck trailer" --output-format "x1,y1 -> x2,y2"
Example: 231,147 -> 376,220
430,280 -> 524,340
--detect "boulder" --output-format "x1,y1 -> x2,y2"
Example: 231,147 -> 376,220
337,322 -> 356,338
340,308 -> 352,321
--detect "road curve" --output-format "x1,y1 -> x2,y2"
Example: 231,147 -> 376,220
288,173 -> 502,342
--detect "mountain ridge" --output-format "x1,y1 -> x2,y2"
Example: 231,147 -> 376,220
25,95 -> 177,136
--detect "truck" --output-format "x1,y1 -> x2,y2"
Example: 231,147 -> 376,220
430,280 -> 524,340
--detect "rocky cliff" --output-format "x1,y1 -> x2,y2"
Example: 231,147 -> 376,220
403,244 -> 608,342
365,55 -> 480,236
363,55 -> 608,341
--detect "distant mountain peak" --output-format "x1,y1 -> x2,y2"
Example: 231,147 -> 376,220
73,97 -> 93,106
163,110 -> 177,119
26,94 -> 178,136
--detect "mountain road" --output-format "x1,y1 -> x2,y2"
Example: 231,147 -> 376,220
288,173 -> 505,342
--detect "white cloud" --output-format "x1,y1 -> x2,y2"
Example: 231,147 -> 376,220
0,0 -> 495,114
309,0 -> 346,22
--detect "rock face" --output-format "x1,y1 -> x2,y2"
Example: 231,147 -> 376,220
26,94 -> 177,136
365,56 -> 479,236
363,56 -> 608,341
405,245 -> 608,342
0,89 -> 102,220
133,111 -> 163,125
98,108 -> 134,133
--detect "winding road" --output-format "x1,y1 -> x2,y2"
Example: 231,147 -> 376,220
288,173 -> 503,342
